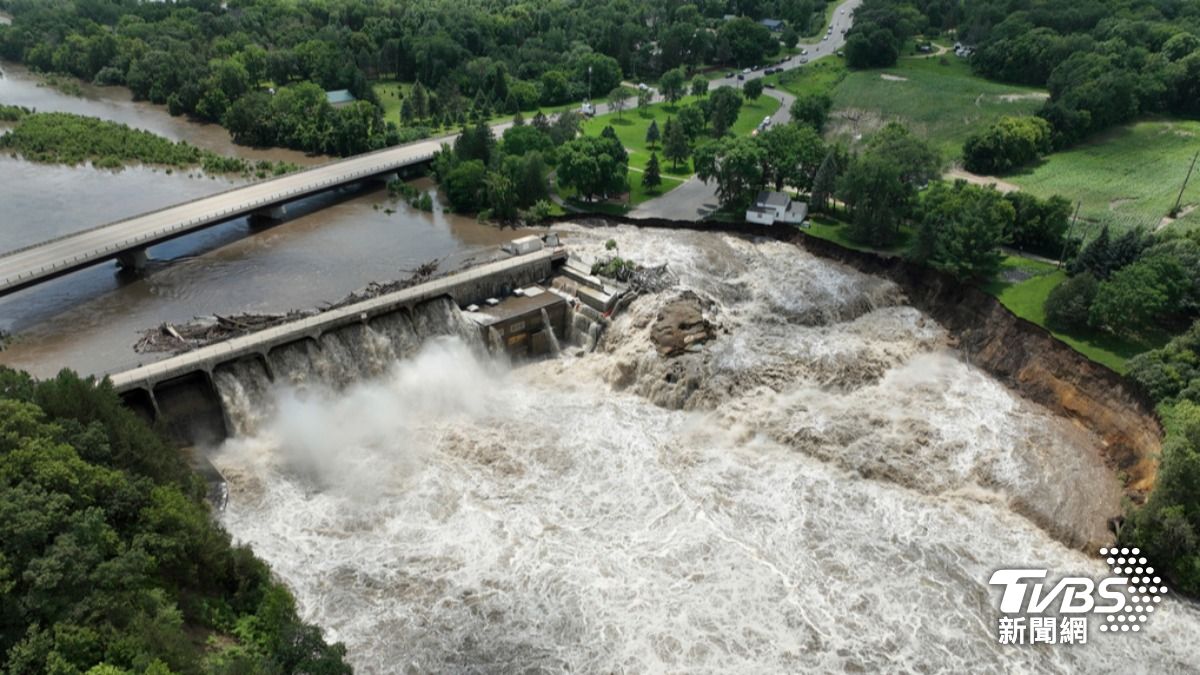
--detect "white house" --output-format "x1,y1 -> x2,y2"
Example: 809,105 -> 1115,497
746,191 -> 808,225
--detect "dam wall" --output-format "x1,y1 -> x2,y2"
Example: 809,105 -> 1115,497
111,248 -> 565,445
546,214 -> 1162,500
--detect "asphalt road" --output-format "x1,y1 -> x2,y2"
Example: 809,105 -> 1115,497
631,0 -> 862,220
0,0 -> 860,295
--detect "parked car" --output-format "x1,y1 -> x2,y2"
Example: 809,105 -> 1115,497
737,73 -> 745,81
637,82 -> 649,91
726,71 -> 736,77
799,57 -> 809,64
800,48 -> 808,55
580,101 -> 595,116
822,35 -> 829,41
765,82 -> 775,89
742,67 -> 752,74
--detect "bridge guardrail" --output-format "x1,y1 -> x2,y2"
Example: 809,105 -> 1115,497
0,151 -> 437,290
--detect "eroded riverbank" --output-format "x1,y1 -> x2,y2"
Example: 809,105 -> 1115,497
208,224 -> 1196,673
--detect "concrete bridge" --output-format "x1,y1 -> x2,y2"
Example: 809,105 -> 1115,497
110,247 -> 566,444
0,136 -> 445,298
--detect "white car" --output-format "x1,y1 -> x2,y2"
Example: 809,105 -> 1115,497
742,67 -> 751,74
822,35 -> 829,41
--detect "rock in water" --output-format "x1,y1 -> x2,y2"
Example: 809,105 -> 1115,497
650,291 -> 714,356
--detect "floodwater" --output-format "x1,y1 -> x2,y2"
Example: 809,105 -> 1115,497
0,61 -> 322,165
0,63 -> 527,378
212,225 -> 1200,673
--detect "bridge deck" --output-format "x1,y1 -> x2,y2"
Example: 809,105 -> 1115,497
0,135 -> 445,297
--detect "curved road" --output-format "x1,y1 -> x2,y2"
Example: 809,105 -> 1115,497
631,0 -> 861,220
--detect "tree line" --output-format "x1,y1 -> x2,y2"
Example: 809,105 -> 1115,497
0,367 -> 351,674
842,0 -> 1200,160
0,0 -> 833,157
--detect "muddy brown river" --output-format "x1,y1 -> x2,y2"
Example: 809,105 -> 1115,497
0,62 -> 527,378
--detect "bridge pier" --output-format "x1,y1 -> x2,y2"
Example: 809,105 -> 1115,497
252,204 -> 288,221
377,171 -> 401,184
116,248 -> 149,273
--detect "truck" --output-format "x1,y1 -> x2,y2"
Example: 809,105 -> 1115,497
503,235 -> 546,256
580,101 -> 595,117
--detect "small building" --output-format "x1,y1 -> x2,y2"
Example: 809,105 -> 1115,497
325,89 -> 357,108
746,191 -> 808,226
759,18 -> 784,32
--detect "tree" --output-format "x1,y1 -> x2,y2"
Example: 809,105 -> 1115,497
600,125 -> 628,165
485,170 -> 519,221
911,180 -> 1014,280
645,119 -> 661,148
663,117 -> 691,171
707,86 -> 743,137
718,17 -> 777,67
789,93 -> 833,132
637,86 -> 652,111
691,75 -> 709,98
838,154 -> 909,247
1005,192 -> 1072,258
444,159 -> 488,212
410,81 -> 429,119
962,115 -> 1053,174
659,68 -> 687,104
866,123 -> 940,188
758,123 -> 825,191
607,86 -> 632,120
743,78 -> 764,101
1044,272 -> 1099,331
693,135 -> 765,210
1091,255 -> 1189,338
811,148 -> 841,213
556,135 -> 628,201
643,152 -> 663,191
676,104 -> 707,139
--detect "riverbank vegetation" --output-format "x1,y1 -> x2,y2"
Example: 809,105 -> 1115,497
0,367 -> 350,673
0,110 -> 298,178
0,0 -> 831,157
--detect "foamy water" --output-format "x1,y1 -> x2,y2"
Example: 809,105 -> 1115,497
213,227 -> 1200,673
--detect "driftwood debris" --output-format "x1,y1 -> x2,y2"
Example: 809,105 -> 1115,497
135,259 -> 442,355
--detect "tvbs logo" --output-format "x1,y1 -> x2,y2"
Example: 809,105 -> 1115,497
988,547 -> 1168,645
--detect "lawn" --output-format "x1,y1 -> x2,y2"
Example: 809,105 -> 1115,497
823,56 -> 1047,159
979,255 -> 1166,372
1007,118 -> 1200,234
770,58 -> 848,98
372,79 -> 589,130
579,92 -> 781,181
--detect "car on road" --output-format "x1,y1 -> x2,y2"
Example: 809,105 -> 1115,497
822,35 -> 829,41
765,82 -> 775,89
799,57 -> 809,64
637,82 -> 649,91
800,48 -> 808,55
726,71 -> 735,77
742,67 -> 751,74
837,50 -> 844,57
580,101 -> 595,116
737,73 -> 745,80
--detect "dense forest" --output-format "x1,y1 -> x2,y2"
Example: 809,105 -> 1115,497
0,0 -> 831,155
845,0 -> 1200,150
0,368 -> 350,673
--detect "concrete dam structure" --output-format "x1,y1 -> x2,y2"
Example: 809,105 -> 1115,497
108,245 -> 628,446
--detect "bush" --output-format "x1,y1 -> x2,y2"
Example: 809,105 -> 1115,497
962,116 -> 1052,174
1044,272 -> 1098,330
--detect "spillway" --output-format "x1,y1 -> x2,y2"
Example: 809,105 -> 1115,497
209,225 -> 1200,672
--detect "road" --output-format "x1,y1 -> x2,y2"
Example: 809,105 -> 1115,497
631,0 -> 862,220
0,0 -> 858,297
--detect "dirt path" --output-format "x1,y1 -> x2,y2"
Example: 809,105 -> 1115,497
945,167 -> 1020,193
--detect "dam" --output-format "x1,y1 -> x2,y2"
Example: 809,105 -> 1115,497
186,222 -> 1200,673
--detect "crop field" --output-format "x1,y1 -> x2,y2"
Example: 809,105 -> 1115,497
824,56 -> 1046,159
1008,119 -> 1200,234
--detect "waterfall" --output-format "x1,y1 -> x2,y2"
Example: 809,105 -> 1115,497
540,308 -> 561,356
212,296 -> 483,435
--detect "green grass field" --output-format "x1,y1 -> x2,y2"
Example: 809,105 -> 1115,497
1007,119 -> 1200,234
572,93 -> 781,207
770,58 -> 848,98
824,56 -> 1047,159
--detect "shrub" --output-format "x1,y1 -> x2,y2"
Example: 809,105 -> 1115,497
1044,272 -> 1098,331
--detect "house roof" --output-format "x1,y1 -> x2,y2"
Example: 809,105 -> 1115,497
325,89 -> 356,105
759,18 -> 783,29
755,191 -> 790,208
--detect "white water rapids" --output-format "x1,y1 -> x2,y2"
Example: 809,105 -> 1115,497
212,226 -> 1200,673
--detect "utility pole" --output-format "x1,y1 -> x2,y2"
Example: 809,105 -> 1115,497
1170,150 -> 1198,218
1057,200 -> 1082,269
588,65 -> 593,104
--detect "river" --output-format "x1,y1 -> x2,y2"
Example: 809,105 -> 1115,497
0,62 -> 527,378
211,225 -> 1200,673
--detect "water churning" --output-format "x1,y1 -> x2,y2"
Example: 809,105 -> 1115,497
212,226 -> 1200,673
